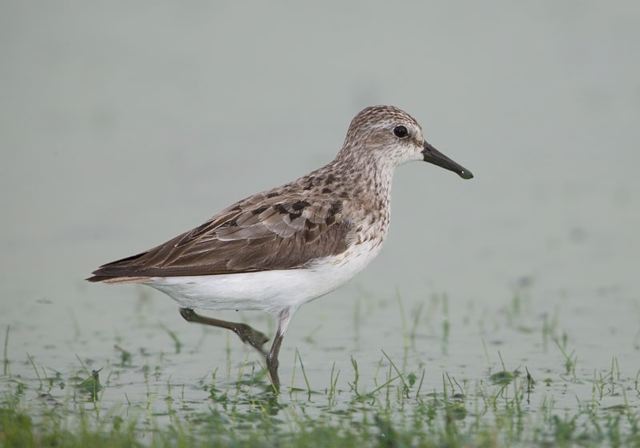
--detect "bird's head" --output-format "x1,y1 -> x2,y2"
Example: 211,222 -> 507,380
341,105 -> 473,179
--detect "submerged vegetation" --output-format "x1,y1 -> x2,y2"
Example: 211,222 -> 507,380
1,289 -> 639,447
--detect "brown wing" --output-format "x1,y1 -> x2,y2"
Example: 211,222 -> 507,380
87,196 -> 350,281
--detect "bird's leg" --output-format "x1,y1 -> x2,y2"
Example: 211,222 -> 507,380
179,308 -> 269,356
266,308 -> 293,392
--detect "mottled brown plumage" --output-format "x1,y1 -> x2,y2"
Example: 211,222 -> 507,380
88,194 -> 351,279
89,105 -> 429,283
87,105 -> 473,391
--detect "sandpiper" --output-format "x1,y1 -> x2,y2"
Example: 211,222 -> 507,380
88,105 -> 473,390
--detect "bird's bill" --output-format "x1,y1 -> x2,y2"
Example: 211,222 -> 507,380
422,141 -> 473,179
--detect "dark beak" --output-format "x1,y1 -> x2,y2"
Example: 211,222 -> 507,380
422,141 -> 473,179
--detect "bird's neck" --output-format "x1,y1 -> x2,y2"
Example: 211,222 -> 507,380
325,151 -> 395,239
332,149 -> 395,203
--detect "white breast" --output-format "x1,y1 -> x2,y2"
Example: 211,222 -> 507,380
146,240 -> 383,314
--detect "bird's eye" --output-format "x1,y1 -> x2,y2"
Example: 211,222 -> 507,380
393,125 -> 409,138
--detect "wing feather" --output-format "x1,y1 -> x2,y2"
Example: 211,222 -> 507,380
88,196 -> 351,280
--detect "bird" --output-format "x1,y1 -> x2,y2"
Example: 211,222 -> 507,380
87,105 -> 473,390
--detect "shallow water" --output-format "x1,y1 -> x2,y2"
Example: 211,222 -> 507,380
1,0 -> 639,442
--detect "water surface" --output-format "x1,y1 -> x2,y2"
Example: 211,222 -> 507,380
1,0 -> 639,440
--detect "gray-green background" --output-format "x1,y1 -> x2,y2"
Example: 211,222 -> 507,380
1,1 -> 639,397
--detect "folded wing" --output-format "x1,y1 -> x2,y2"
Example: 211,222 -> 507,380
87,196 -> 350,281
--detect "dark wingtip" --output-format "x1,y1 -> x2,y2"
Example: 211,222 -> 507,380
86,274 -> 106,282
86,251 -> 149,283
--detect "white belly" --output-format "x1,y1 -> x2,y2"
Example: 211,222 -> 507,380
146,240 -> 383,314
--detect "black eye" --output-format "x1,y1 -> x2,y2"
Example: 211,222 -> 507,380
393,125 -> 409,138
